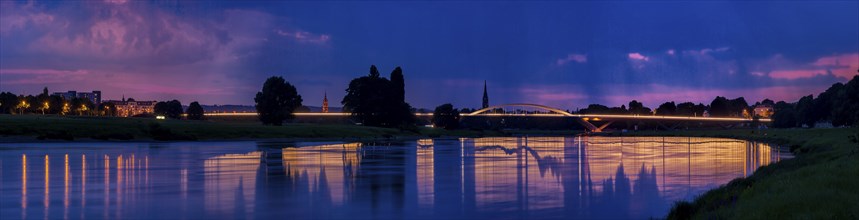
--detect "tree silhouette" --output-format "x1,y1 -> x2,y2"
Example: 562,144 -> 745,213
0,92 -> 18,114
772,101 -> 798,128
676,102 -> 694,116
155,100 -> 183,119
369,65 -> 380,78
255,76 -> 303,126
98,102 -> 117,117
390,67 -> 405,103
628,100 -> 652,115
655,101 -> 677,116
342,65 -> 415,128
580,104 -> 610,114
433,103 -> 460,130
708,96 -> 730,117
795,95 -> 816,128
186,101 -> 205,120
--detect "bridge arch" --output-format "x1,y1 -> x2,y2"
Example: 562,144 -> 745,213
465,103 -> 573,116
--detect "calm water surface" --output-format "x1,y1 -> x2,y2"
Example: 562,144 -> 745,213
0,136 -> 790,219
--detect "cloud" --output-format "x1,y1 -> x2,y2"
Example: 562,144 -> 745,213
275,29 -> 331,44
0,68 -> 93,85
0,69 -> 91,76
628,52 -> 649,61
753,53 -> 858,80
0,1 -> 332,104
555,53 -> 587,66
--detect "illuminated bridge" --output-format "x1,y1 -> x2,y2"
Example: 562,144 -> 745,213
204,103 -> 769,132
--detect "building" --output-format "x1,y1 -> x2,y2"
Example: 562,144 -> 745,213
754,104 -> 774,118
108,98 -> 157,117
482,81 -> 489,109
52,90 -> 102,104
322,92 -> 329,113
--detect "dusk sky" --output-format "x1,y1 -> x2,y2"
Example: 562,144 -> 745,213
1,1 -> 857,110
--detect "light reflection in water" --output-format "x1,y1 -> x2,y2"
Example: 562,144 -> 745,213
43,154 -> 49,219
0,137 -> 787,219
21,154 -> 27,219
64,154 -> 69,220
203,151 -> 262,219
81,154 -> 85,217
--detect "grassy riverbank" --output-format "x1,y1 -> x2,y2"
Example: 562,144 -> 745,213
608,128 -> 859,219
0,114 -> 503,141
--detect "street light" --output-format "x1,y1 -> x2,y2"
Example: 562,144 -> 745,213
17,100 -> 29,115
42,102 -> 49,115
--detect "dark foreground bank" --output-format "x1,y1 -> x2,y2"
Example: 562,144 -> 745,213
607,128 -> 859,219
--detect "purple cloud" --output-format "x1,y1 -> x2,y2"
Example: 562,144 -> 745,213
556,53 -> 587,66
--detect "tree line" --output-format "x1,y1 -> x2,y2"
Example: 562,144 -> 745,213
254,65 -> 415,128
255,66 -> 859,130
433,75 -> 859,130
0,87 -> 205,120
770,74 -> 859,128
0,87 -> 104,116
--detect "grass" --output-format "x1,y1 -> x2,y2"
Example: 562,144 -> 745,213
605,128 -> 859,219
0,114 -> 504,141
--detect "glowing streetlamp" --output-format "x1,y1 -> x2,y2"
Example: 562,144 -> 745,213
17,100 -> 30,115
41,102 -> 49,115
62,103 -> 70,115
79,104 -> 89,116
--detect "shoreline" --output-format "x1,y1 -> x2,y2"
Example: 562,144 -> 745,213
607,128 -> 858,219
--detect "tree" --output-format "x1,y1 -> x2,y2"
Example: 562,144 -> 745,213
342,65 -> 415,128
795,95 -> 816,128
0,92 -> 18,114
813,84 -> 839,123
70,97 -> 94,116
47,95 -> 65,115
829,75 -> 859,127
655,101 -> 677,116
709,96 -> 730,117
607,106 -> 629,114
98,102 -> 117,116
255,76 -> 303,126
729,97 -> 750,117
579,104 -> 610,114
628,100 -> 652,115
675,102 -> 707,117
155,100 -> 183,119
36,87 -> 50,114
186,101 -> 205,120
433,103 -> 460,130
772,101 -> 798,128
390,67 -> 405,103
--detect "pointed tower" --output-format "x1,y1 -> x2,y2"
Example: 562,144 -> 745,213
322,92 -> 329,113
482,80 -> 489,109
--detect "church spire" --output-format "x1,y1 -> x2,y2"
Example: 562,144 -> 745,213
482,80 -> 489,109
322,91 -> 329,113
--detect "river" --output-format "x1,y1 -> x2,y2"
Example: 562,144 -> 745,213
0,136 -> 790,219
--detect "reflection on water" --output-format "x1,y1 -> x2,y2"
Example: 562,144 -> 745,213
0,137 -> 788,219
